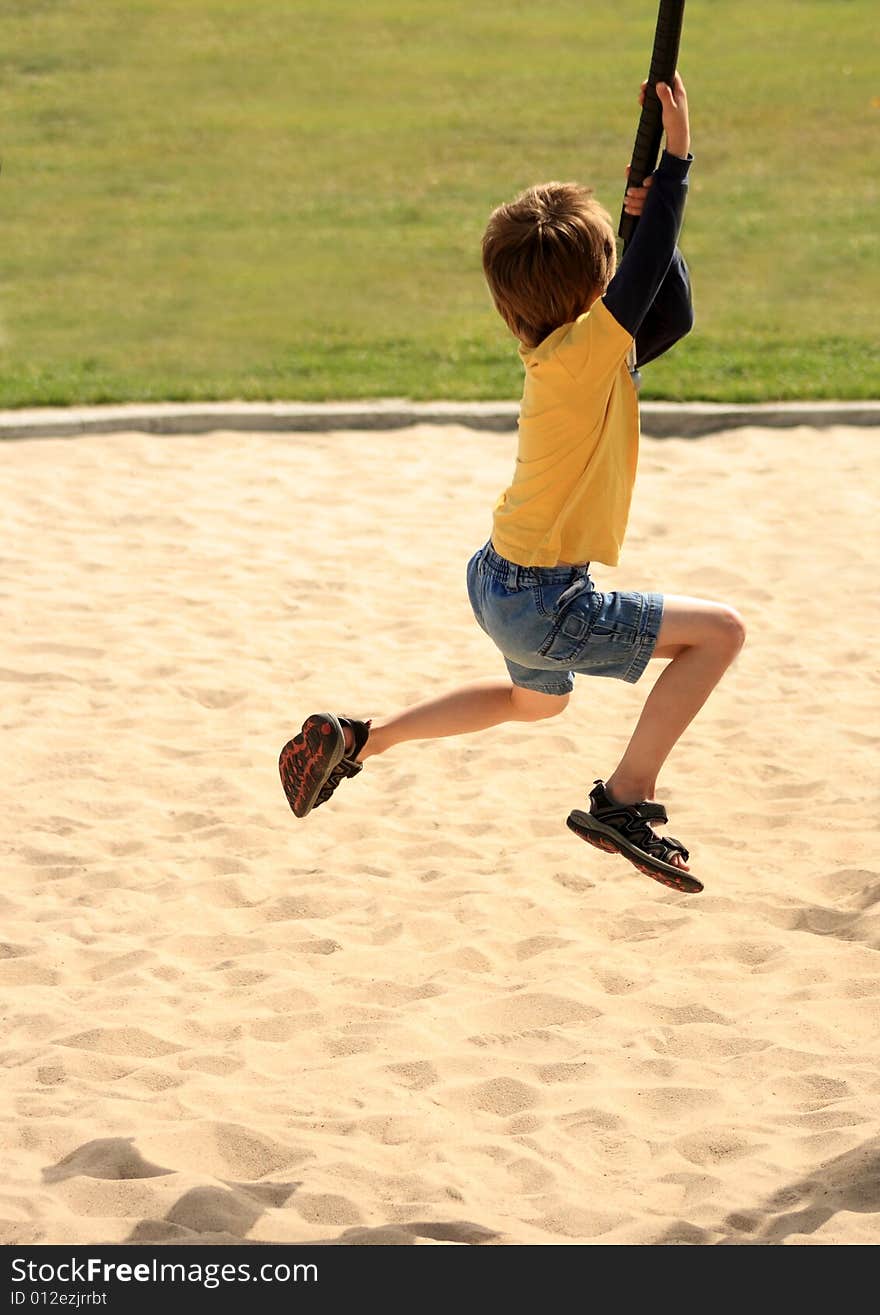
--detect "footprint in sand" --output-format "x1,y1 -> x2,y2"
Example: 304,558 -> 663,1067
371,922 -> 405,945
507,1156 -> 556,1193
170,933 -> 265,962
360,981 -> 443,1007
249,1016 -> 323,1043
0,962 -> 58,986
22,642 -> 104,659
514,936 -> 573,961
0,667 -> 76,684
192,880 -> 258,908
447,1076 -> 541,1117
647,1003 -> 730,1027
259,896 -> 338,922
323,1035 -> 374,1058
772,1074 -> 852,1109
165,811 -> 220,833
214,966 -> 268,986
384,1060 -> 438,1091
290,938 -> 341,956
846,730 -> 879,746
536,1062 -> 596,1085
256,987 -> 319,1013
840,976 -> 880,1000
605,914 -> 691,943
471,992 -> 601,1031
56,1027 -> 181,1058
449,946 -> 494,971
19,846 -> 88,870
591,968 -> 648,995
175,686 -> 248,709
36,1065 -> 66,1087
674,1127 -> 760,1168
616,1085 -> 720,1121
177,1053 -> 243,1076
89,950 -> 154,981
728,940 -> 785,968
552,871 -> 596,893
558,1107 -> 626,1143
764,781 -> 824,800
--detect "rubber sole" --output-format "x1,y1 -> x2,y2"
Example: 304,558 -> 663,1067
566,809 -> 704,895
279,713 -> 345,819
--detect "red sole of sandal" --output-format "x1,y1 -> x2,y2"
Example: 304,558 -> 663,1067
567,816 -> 704,894
279,713 -> 344,819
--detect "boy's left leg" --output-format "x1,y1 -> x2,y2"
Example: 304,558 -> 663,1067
603,596 -> 746,822
567,595 -> 745,893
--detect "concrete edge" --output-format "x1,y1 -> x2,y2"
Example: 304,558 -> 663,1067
0,399 -> 878,440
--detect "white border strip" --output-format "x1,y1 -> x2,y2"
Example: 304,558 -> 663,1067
0,399 -> 878,440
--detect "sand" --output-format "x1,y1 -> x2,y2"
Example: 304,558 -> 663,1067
1,421 -> 878,1246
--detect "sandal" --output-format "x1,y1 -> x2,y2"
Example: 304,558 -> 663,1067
566,779 -> 703,894
279,713 -> 371,819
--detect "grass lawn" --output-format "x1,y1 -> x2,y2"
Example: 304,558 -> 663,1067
0,0 -> 877,405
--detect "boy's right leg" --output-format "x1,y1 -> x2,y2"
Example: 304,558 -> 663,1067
281,680 -> 569,818
353,679 -> 568,760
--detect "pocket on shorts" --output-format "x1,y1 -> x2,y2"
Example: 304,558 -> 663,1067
538,588 -> 639,665
538,586 -> 601,663
590,592 -> 639,648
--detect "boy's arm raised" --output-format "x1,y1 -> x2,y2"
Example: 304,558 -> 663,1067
603,75 -> 691,340
635,246 -> 694,367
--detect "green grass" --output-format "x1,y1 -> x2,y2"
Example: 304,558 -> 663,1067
0,0 -> 878,405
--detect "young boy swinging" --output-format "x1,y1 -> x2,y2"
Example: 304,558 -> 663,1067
279,74 -> 745,894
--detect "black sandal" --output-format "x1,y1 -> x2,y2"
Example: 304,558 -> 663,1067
279,713 -> 371,819
566,779 -> 703,894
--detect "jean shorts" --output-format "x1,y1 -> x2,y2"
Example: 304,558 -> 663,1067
466,540 -> 664,696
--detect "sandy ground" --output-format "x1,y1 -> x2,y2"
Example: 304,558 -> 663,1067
1,422 -> 878,1246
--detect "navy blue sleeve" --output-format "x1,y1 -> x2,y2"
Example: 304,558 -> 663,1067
602,150 -> 692,340
635,247 -> 694,368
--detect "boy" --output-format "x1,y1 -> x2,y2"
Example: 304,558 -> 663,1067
280,74 -> 745,895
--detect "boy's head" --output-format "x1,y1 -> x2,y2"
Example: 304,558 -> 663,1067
482,182 -> 617,349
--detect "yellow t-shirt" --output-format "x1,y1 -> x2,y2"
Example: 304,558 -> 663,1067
491,297 -> 638,568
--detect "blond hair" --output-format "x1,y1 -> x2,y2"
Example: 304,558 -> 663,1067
482,182 -> 617,349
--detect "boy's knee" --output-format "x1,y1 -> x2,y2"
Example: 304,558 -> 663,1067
715,605 -> 746,655
510,687 -> 570,721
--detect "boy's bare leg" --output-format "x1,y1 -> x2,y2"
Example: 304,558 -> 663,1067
604,596 -> 746,868
343,680 -> 569,760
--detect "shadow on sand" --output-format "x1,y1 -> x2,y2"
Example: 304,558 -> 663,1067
651,1135 -> 880,1245
42,1136 -> 499,1245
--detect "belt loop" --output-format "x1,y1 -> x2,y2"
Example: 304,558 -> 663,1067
507,562 -> 520,588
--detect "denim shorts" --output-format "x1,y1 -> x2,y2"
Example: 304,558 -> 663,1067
466,540 -> 664,696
